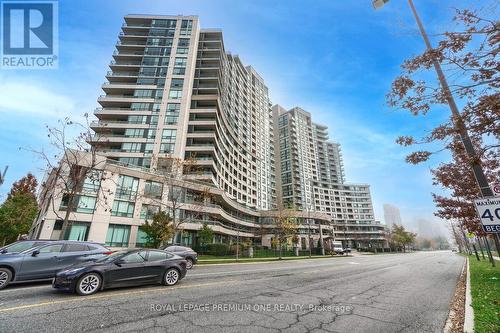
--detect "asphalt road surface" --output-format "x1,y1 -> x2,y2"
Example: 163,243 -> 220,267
0,251 -> 464,333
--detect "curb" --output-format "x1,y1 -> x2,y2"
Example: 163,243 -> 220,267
196,256 -> 350,266
464,257 -> 474,333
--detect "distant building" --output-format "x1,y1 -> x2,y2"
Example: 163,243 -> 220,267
383,204 -> 402,228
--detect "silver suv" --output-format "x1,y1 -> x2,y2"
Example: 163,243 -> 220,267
0,241 -> 111,290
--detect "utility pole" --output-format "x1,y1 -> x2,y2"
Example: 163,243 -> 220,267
307,212 -> 312,258
405,0 -> 493,198
374,0 -> 496,266
236,228 -> 240,262
374,0 -> 493,197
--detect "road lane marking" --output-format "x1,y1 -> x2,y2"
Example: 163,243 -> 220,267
1,284 -> 51,293
0,279 -> 236,313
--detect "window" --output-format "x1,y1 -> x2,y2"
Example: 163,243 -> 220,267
65,222 -> 90,241
165,103 -> 180,124
121,251 -> 147,263
160,143 -> 175,154
171,78 -> 184,88
144,180 -> 163,199
53,220 -> 63,230
140,204 -> 159,220
59,194 -> 96,214
125,128 -> 145,138
134,89 -> 153,98
122,143 -> 142,153
168,89 -> 182,99
151,19 -> 176,28
105,224 -> 131,247
155,89 -> 163,100
131,103 -> 150,111
180,19 -> 193,35
81,171 -> 101,193
148,251 -> 168,261
174,57 -> 187,67
178,38 -> 190,47
144,143 -> 154,153
63,244 -> 88,252
39,244 -> 64,253
176,47 -> 188,55
173,57 -> 187,75
111,200 -> 135,218
115,175 -> 139,200
162,129 -> 177,141
135,229 -> 149,248
128,115 -> 147,124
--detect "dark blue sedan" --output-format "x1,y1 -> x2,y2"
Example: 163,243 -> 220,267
53,249 -> 187,296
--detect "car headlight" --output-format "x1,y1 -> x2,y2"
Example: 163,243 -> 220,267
62,267 -> 85,275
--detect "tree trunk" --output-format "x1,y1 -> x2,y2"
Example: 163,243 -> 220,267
59,198 -> 75,240
472,244 -> 480,261
493,234 -> 500,258
478,237 -> 486,259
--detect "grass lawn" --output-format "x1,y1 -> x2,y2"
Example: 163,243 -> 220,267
468,255 -> 500,333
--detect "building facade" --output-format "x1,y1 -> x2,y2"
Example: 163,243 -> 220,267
383,204 -> 403,229
273,105 -> 386,249
31,15 -> 385,250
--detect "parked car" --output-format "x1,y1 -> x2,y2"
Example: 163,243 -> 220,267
0,241 -> 111,290
164,246 -> 198,269
344,247 -> 352,254
331,241 -> 346,255
333,246 -> 346,255
0,240 -> 53,255
53,249 -> 187,295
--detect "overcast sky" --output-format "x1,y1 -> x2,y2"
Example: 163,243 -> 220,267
1,0 -> 493,237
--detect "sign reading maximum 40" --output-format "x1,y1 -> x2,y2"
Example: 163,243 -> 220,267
474,197 -> 500,233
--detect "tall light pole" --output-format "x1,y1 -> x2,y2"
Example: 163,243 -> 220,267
373,0 -> 494,199
307,210 -> 312,258
0,166 -> 7,187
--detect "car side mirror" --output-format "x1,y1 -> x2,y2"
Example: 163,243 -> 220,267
0,249 -> 7,254
114,259 -> 124,267
32,250 -> 40,257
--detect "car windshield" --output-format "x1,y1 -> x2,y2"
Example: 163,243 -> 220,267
95,250 -> 127,263
2,241 -> 46,253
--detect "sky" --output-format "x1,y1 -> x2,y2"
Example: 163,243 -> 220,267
0,0 -> 491,237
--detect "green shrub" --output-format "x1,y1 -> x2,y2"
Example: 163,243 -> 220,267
205,243 -> 230,256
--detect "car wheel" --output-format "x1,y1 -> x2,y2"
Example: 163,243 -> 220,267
186,258 -> 194,270
0,268 -> 12,290
163,268 -> 180,286
76,273 -> 102,296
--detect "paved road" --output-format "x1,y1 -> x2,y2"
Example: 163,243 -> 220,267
0,251 -> 463,333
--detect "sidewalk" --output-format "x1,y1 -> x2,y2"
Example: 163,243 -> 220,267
197,254 -> 350,265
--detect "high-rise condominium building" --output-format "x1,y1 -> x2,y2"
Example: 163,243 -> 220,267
273,105 -> 385,248
31,15 -> 385,250
91,15 -> 275,211
383,204 -> 403,228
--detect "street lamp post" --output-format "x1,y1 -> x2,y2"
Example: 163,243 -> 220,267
307,211 -> 312,258
0,166 -> 7,187
373,0 -> 494,199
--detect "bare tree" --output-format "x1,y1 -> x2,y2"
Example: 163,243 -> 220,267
30,115 -> 112,240
149,156 -> 212,245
